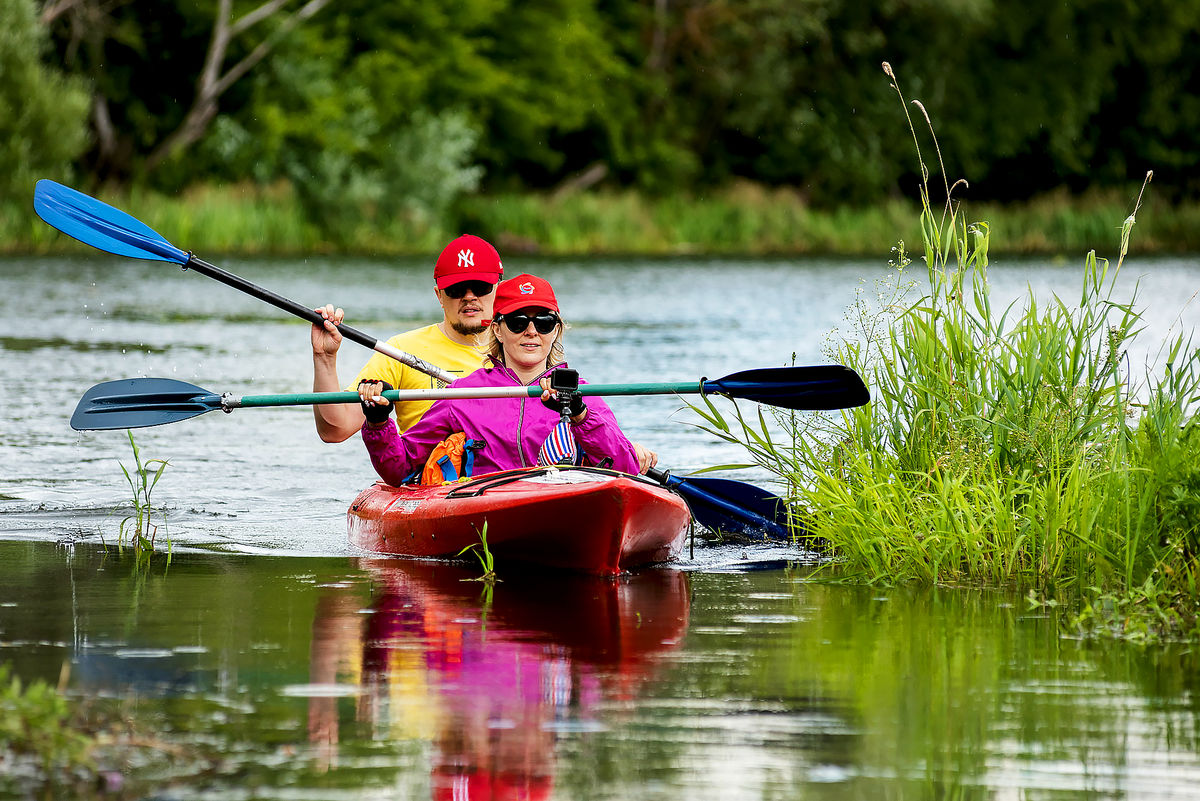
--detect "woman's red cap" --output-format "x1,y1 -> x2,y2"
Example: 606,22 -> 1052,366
491,273 -> 559,316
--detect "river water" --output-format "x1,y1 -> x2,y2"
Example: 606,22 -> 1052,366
2,252 -> 1200,797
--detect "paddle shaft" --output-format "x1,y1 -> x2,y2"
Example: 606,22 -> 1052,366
224,382 -> 705,410
182,255 -> 455,383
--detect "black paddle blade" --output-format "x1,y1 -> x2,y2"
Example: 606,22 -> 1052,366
72,378 -> 222,431
703,365 -> 869,410
647,468 -> 791,540
33,180 -> 189,264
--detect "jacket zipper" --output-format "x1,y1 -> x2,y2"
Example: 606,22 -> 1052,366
499,363 -> 564,468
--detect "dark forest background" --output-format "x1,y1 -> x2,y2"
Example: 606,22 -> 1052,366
5,0 -> 1198,237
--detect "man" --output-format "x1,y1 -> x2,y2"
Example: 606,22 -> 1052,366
310,234 -> 657,472
311,234 -> 502,442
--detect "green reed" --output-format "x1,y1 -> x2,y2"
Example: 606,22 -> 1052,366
692,66 -> 1200,638
116,430 -> 171,563
458,521 -> 498,584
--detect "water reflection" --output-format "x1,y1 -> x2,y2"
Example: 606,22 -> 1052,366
2,543 -> 1199,797
308,559 -> 691,795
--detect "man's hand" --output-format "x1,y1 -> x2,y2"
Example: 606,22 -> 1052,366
311,304 -> 345,358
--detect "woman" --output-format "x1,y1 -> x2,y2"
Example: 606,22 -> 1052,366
358,273 -> 641,483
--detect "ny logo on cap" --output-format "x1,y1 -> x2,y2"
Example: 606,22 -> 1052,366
458,249 -> 474,269
519,282 -> 535,294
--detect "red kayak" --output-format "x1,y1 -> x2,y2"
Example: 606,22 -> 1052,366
347,466 -> 690,575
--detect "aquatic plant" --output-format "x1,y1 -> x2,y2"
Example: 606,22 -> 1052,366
458,521 -> 498,583
117,430 -> 171,562
693,64 -> 1200,639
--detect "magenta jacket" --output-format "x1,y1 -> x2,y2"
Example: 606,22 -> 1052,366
361,362 -> 640,483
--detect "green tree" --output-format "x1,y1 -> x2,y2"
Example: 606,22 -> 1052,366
1089,0 -> 1200,200
190,0 -> 630,233
613,0 -> 1200,204
0,0 -> 88,206
42,0 -> 331,187
307,0 -> 629,187
194,22 -> 485,239
31,0 -> 1200,213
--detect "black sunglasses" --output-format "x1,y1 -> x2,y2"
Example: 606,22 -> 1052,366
497,311 -> 560,335
443,280 -> 495,299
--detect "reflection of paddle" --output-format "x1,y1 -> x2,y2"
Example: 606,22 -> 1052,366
33,179 -> 455,383
71,370 -> 867,430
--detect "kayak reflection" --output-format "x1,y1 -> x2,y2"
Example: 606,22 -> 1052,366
308,559 -> 691,797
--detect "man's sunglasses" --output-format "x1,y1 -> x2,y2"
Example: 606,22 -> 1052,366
443,280 -> 495,299
497,311 -> 560,335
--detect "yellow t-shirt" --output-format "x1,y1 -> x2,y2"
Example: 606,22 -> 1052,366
346,324 -> 485,432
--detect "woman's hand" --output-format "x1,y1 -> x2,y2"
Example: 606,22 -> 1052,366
539,377 -> 586,423
632,442 -> 658,474
357,379 -> 394,426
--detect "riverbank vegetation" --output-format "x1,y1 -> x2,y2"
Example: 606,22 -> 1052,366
698,71 -> 1200,641
703,190 -> 1200,640
6,180 -> 1200,258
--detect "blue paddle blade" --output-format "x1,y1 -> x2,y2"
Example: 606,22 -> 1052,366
647,468 -> 792,540
680,476 -> 792,540
703,364 -> 869,410
33,180 -> 189,264
72,378 -> 222,431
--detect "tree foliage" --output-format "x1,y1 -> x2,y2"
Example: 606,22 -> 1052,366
0,0 -> 88,206
28,0 -> 1200,219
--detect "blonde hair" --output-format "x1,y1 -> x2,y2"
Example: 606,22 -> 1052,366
483,316 -> 567,371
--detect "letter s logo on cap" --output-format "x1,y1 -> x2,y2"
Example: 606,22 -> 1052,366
518,282 -> 535,295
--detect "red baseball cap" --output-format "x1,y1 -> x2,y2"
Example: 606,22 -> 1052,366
434,234 -> 504,289
491,273 -> 559,317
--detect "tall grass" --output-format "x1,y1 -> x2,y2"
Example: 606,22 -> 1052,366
6,180 -> 1200,257
693,65 -> 1200,639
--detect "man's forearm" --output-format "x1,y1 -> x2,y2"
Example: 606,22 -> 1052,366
313,353 -> 363,442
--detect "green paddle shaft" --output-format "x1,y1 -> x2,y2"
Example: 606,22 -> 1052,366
72,367 -> 866,429
227,382 -> 703,410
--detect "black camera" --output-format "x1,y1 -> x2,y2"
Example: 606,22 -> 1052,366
550,368 -> 579,393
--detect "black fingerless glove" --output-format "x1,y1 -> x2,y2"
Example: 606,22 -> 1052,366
358,379 -> 394,425
542,389 -> 586,419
